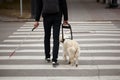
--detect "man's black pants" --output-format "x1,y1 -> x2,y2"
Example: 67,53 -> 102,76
43,13 -> 62,62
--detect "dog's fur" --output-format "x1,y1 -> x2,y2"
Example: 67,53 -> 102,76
60,38 -> 80,67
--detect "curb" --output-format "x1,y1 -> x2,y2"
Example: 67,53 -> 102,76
0,19 -> 35,22
0,16 -> 35,22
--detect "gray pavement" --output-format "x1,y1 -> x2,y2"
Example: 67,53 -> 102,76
67,0 -> 120,21
0,21 -> 120,80
0,0 -> 120,80
0,22 -> 24,43
0,0 -> 120,22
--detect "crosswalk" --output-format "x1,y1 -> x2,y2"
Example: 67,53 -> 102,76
0,21 -> 120,80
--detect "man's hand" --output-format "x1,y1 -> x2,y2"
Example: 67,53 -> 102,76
63,20 -> 69,26
34,21 -> 39,28
63,20 -> 68,25
33,21 -> 39,31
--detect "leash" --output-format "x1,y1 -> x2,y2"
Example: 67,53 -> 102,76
9,27 -> 36,57
61,24 -> 73,42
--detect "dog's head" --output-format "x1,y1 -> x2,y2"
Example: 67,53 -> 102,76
60,35 -> 71,43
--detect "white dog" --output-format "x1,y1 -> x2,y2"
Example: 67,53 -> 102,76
60,38 -> 80,67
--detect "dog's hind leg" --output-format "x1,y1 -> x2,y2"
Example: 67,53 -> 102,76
75,57 -> 78,67
75,49 -> 80,67
63,50 -> 67,61
71,59 -> 75,66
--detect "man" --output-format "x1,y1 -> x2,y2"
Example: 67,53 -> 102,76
34,0 -> 68,67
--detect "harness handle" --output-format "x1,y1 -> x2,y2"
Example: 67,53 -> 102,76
62,24 -> 73,42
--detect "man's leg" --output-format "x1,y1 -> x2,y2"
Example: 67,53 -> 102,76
43,17 -> 52,59
52,14 -> 62,63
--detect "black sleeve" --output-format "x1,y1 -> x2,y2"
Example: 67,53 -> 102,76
61,0 -> 68,21
35,0 -> 43,21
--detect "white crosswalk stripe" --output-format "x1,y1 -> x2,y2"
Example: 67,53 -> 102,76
0,76 -> 120,80
8,33 -> 120,37
0,21 -> 120,79
0,65 -> 120,69
0,50 -> 120,53
0,56 -> 120,60
4,38 -> 120,42
0,43 -> 120,47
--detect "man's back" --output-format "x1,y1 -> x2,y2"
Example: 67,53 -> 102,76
35,0 -> 68,21
42,0 -> 60,14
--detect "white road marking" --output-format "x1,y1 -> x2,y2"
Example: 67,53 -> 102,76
0,43 -> 120,47
4,38 -> 120,42
0,56 -> 120,60
0,65 -> 120,69
0,76 -> 120,80
0,50 -> 120,53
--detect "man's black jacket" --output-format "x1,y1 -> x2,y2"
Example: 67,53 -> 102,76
35,0 -> 68,21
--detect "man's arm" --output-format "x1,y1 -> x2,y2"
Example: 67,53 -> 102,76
35,0 -> 43,21
61,0 -> 68,21
34,0 -> 43,29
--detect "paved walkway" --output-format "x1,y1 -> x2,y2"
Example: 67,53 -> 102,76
0,21 -> 120,80
0,0 -> 120,22
68,0 -> 120,21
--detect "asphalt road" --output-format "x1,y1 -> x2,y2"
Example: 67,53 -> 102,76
0,0 -> 120,79
0,22 -> 24,43
0,21 -> 120,80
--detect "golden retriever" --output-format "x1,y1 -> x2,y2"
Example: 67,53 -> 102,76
60,38 -> 80,67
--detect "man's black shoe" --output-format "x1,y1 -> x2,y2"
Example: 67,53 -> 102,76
45,58 -> 51,63
52,62 -> 59,67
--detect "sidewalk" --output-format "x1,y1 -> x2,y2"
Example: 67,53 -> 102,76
67,0 -> 120,21
0,0 -> 120,22
0,16 -> 34,22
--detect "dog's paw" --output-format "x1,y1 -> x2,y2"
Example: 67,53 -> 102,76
68,61 -> 71,64
76,64 -> 78,67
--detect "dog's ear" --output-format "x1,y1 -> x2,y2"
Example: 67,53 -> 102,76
59,36 -> 65,43
61,39 -> 65,43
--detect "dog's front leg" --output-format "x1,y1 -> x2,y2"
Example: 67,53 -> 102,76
70,59 -> 74,66
75,57 -> 78,67
75,50 -> 80,67
63,50 -> 67,62
68,57 -> 71,64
